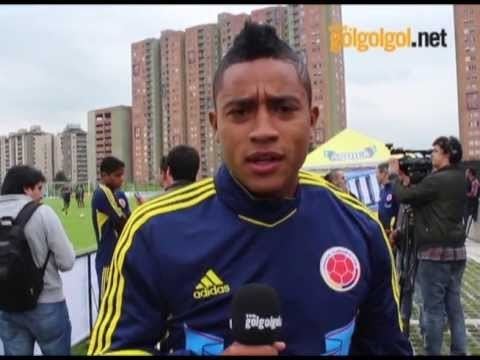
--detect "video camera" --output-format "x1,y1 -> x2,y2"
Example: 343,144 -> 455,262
386,145 -> 433,185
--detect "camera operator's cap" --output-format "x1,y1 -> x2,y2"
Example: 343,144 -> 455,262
390,154 -> 403,159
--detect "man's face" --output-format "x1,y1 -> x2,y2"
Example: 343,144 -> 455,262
24,182 -> 44,202
162,167 -> 174,189
431,145 -> 449,170
466,169 -> 471,180
210,58 -> 318,198
376,168 -> 387,185
333,171 -> 347,192
103,168 -> 125,190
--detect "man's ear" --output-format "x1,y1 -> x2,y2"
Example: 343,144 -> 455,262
209,111 -> 219,143
310,106 -> 319,128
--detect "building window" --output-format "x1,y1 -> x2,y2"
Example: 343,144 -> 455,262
467,91 -> 480,110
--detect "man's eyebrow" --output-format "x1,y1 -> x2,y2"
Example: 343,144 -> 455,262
267,95 -> 301,103
222,97 -> 257,110
222,94 -> 302,110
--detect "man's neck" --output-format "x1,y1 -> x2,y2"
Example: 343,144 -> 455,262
101,182 -> 117,192
247,181 -> 298,200
435,162 -> 451,171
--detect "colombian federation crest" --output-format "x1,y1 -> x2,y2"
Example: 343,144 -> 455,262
118,198 -> 127,208
320,247 -> 361,292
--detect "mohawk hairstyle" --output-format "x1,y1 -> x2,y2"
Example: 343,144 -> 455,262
212,21 -> 312,108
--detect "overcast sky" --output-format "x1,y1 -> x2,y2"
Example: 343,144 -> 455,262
0,5 -> 457,149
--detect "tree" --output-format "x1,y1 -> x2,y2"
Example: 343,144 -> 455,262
54,171 -> 68,182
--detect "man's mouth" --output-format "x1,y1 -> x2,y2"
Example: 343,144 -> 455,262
245,152 -> 285,175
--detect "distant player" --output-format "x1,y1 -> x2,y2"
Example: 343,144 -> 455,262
61,185 -> 71,215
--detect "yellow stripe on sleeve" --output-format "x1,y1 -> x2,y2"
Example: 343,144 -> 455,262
88,179 -> 215,355
99,184 -> 123,218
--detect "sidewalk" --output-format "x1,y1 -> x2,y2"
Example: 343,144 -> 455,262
466,238 -> 480,262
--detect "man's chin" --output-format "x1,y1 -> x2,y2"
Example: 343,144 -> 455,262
243,179 -> 288,199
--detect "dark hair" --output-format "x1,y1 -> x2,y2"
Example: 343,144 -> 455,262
325,169 -> 341,183
432,136 -> 463,164
324,172 -> 333,183
212,21 -> 311,108
166,145 -> 200,182
100,156 -> 125,175
1,165 -> 46,195
377,162 -> 389,172
467,167 -> 477,177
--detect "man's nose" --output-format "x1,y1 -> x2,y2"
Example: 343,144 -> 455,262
249,106 -> 279,143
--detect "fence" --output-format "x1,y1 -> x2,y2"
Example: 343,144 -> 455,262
0,250 -> 99,355
44,182 -> 91,199
43,182 -> 163,200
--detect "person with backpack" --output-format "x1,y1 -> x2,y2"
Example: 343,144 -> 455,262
0,165 -> 75,355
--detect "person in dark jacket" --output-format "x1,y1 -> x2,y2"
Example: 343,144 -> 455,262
161,145 -> 200,193
465,167 -> 479,227
389,136 -> 467,355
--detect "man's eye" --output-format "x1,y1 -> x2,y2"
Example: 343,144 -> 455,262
274,104 -> 296,113
229,109 -> 246,116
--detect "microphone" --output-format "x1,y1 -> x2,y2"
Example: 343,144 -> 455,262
230,283 -> 283,345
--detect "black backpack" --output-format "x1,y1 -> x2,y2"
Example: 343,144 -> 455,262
0,201 -> 51,312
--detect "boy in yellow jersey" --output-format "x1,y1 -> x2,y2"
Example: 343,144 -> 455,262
91,156 -> 131,298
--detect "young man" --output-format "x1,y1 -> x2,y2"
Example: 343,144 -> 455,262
75,184 -> 85,208
61,184 -> 71,215
376,162 -> 399,238
0,165 -> 75,355
138,146 -> 200,204
89,23 -> 411,356
91,157 -> 131,298
161,144 -> 200,193
389,136 -> 467,355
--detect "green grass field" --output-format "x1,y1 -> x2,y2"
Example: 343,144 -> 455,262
43,196 -> 97,255
43,195 -> 140,255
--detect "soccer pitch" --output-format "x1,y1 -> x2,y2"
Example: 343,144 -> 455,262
43,196 -> 97,254
43,195 -> 138,255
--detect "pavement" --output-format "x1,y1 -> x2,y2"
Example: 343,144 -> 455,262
467,238 -> 480,262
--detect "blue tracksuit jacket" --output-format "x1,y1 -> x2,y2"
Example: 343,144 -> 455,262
89,164 -> 412,356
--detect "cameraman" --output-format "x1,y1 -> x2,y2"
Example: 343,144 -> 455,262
388,136 -> 467,355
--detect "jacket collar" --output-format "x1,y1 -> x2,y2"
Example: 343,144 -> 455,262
165,180 -> 194,192
434,164 -> 457,174
214,163 -> 300,227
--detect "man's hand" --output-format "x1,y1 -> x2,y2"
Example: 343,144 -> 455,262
388,229 -> 398,249
389,158 -> 410,186
401,175 -> 411,187
388,158 -> 400,176
222,342 -> 286,356
135,193 -> 146,205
